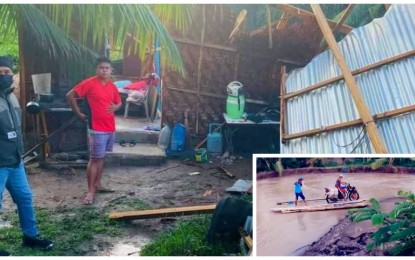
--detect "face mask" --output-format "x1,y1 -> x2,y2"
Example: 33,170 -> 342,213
0,74 -> 13,91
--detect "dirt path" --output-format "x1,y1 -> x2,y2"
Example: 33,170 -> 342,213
1,157 -> 252,256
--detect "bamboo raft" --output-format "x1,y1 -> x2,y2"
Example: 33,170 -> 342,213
271,200 -> 368,214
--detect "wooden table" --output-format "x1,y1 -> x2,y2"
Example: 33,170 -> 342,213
223,113 -> 280,153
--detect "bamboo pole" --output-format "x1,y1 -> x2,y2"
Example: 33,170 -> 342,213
17,17 -> 27,131
319,4 -> 356,52
311,5 -> 388,153
280,66 -> 287,137
284,49 -> 415,100
195,6 -> 206,135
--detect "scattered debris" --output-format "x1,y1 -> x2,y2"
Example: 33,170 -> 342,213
226,180 -> 252,193
23,152 -> 39,164
154,164 -> 181,174
203,190 -> 213,197
219,167 -> 235,178
188,171 -> 201,176
55,195 -> 66,210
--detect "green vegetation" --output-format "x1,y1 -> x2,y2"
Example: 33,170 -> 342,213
0,197 -> 235,256
140,215 -> 241,256
0,198 -> 150,256
348,191 -> 415,256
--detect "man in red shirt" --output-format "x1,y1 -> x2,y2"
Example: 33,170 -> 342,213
67,57 -> 122,205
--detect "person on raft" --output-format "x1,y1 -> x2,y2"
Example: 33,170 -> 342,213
335,174 -> 347,201
294,177 -> 307,206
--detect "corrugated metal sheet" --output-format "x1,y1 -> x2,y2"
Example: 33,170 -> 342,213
281,4 -> 415,154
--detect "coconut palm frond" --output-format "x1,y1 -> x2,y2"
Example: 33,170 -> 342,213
15,4 -> 97,61
2,4 -> 187,75
149,4 -> 195,34
0,5 -> 18,42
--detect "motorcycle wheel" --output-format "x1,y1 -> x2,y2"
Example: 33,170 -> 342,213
349,191 -> 360,201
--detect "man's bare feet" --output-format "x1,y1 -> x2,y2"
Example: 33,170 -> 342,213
83,193 -> 94,205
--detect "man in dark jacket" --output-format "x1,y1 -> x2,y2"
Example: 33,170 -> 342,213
0,57 -> 53,256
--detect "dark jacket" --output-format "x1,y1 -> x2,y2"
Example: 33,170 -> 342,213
0,90 -> 23,167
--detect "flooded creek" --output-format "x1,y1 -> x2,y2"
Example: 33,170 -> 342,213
256,172 -> 415,256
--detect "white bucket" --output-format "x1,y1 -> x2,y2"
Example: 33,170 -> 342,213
32,73 -> 51,94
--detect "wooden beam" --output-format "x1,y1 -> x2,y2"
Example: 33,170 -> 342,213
266,5 -> 273,49
319,4 -> 356,51
249,12 -> 289,38
109,204 -> 217,220
167,87 -> 270,106
280,66 -> 287,136
282,103 -> 415,141
174,38 -> 237,53
283,49 -> 415,100
276,12 -> 288,30
274,4 -> 354,34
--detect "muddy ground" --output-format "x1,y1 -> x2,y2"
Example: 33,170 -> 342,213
1,157 -> 252,256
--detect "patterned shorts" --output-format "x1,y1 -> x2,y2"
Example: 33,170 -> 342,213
89,132 -> 115,159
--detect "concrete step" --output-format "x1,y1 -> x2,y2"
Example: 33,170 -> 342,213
115,117 -> 160,144
115,129 -> 159,144
106,143 -> 166,166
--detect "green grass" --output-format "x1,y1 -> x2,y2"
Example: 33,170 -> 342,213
0,197 -> 151,256
140,215 -> 241,256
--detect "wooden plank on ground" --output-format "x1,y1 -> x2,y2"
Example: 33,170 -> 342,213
109,204 -> 217,220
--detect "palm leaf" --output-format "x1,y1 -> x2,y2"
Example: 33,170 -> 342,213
149,4 -> 195,34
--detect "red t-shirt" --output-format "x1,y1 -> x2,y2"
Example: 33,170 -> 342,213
73,76 -> 121,132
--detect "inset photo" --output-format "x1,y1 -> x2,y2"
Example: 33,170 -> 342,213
256,157 -> 415,256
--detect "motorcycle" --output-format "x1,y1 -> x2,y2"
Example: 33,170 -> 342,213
324,183 -> 360,204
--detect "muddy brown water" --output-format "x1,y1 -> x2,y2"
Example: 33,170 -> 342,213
256,172 -> 415,256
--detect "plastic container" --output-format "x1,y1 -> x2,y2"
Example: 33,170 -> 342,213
226,95 -> 245,119
207,123 -> 223,155
195,148 -> 208,163
170,124 -> 186,152
157,124 -> 171,149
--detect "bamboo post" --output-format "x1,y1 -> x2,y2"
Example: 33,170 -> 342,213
280,66 -> 287,138
195,5 -> 206,135
17,17 -> 27,131
311,4 -> 388,153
